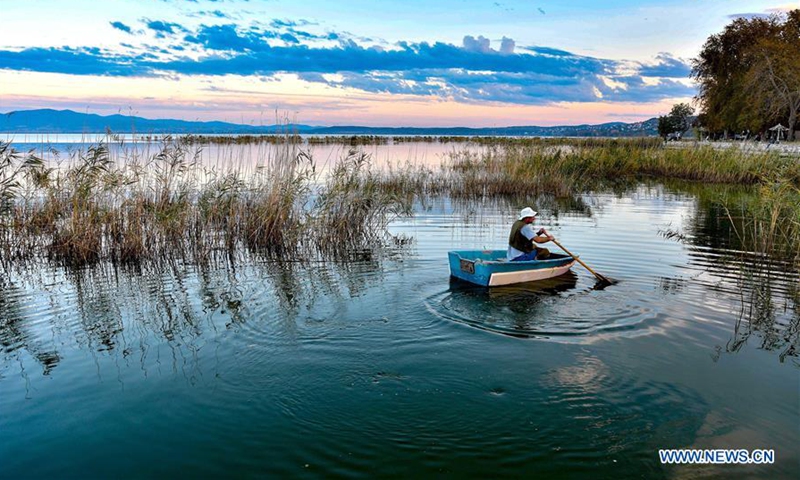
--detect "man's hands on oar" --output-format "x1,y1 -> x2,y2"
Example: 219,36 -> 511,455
536,228 -> 555,242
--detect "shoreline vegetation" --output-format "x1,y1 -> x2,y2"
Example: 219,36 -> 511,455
1,136 -> 798,269
168,134 -> 668,146
169,133 -> 800,158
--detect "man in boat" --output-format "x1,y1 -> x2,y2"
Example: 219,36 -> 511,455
507,207 -> 554,261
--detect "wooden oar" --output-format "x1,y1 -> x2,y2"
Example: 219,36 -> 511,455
551,238 -> 615,284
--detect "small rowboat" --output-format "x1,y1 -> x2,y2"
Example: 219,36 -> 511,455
448,250 -> 576,287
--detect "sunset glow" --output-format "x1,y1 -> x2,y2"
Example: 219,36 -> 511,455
1,0 -> 795,126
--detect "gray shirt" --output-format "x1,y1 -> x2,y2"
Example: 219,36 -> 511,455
507,223 -> 540,260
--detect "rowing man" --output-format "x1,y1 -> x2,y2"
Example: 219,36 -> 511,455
507,207 -> 554,261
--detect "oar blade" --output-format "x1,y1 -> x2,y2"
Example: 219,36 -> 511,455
552,238 -> 615,286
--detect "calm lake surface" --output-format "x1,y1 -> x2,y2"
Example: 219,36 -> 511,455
1,139 -> 798,478
1,133 -> 473,171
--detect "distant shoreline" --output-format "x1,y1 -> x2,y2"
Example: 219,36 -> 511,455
1,108 -> 660,137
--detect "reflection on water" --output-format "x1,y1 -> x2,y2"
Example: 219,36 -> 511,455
0,247 -> 407,385
429,272 -> 592,339
0,280 -> 63,377
724,269 -> 799,363
1,181 -> 798,478
541,354 -> 709,457
659,181 -> 800,364
429,270 -> 665,341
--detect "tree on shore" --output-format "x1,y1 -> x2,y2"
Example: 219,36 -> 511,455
658,103 -> 695,140
744,11 -> 800,140
692,10 -> 800,140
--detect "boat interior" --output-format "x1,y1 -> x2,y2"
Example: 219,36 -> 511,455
452,250 -> 571,263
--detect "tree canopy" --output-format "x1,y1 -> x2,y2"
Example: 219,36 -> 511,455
692,10 -> 800,139
657,103 -> 695,139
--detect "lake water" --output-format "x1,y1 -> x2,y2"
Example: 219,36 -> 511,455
0,140 -> 798,478
0,133 -> 479,172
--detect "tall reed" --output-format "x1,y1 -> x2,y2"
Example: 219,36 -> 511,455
0,137 -> 412,269
0,142 -> 46,266
314,149 -> 411,253
435,142 -> 797,199
726,178 -> 800,264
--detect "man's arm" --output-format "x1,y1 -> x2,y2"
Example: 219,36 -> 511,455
521,224 -> 554,245
533,228 -> 554,244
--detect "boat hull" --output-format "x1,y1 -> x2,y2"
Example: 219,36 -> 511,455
448,250 -> 575,287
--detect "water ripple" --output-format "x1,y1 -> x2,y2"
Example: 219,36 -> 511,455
424,274 -> 666,342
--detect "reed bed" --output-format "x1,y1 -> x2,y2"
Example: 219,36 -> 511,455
447,137 -> 665,148
314,150 -> 412,254
178,134 -> 666,147
180,134 -> 303,145
180,134 -> 391,146
0,138 -> 410,269
726,178 -> 800,265
431,142 -> 799,197
377,139 -> 800,262
307,135 -> 390,145
3,135 -> 800,269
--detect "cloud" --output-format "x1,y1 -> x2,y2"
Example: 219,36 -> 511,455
0,47 -> 145,76
286,28 -> 334,41
595,76 -> 694,102
728,6 -> 795,20
499,37 -> 515,55
110,21 -> 133,34
766,6 -> 796,14
327,69 -> 607,104
727,12 -> 772,20
462,35 -> 492,53
639,53 -> 691,78
199,10 -> 232,19
270,19 -> 314,29
181,23 -> 332,50
527,46 -> 578,57
183,24 -> 275,51
145,20 -> 186,37
0,24 -> 696,105
280,33 -> 300,44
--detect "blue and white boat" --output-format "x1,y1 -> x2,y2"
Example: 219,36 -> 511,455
448,250 -> 576,287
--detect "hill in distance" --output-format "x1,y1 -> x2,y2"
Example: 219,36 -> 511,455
1,109 -> 659,137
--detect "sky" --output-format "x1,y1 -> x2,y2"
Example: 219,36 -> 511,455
0,0 -> 797,127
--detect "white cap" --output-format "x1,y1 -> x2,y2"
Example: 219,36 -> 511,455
518,207 -> 537,220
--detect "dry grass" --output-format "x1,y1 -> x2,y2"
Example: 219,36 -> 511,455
395,141 -> 799,201
0,137 -> 410,269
